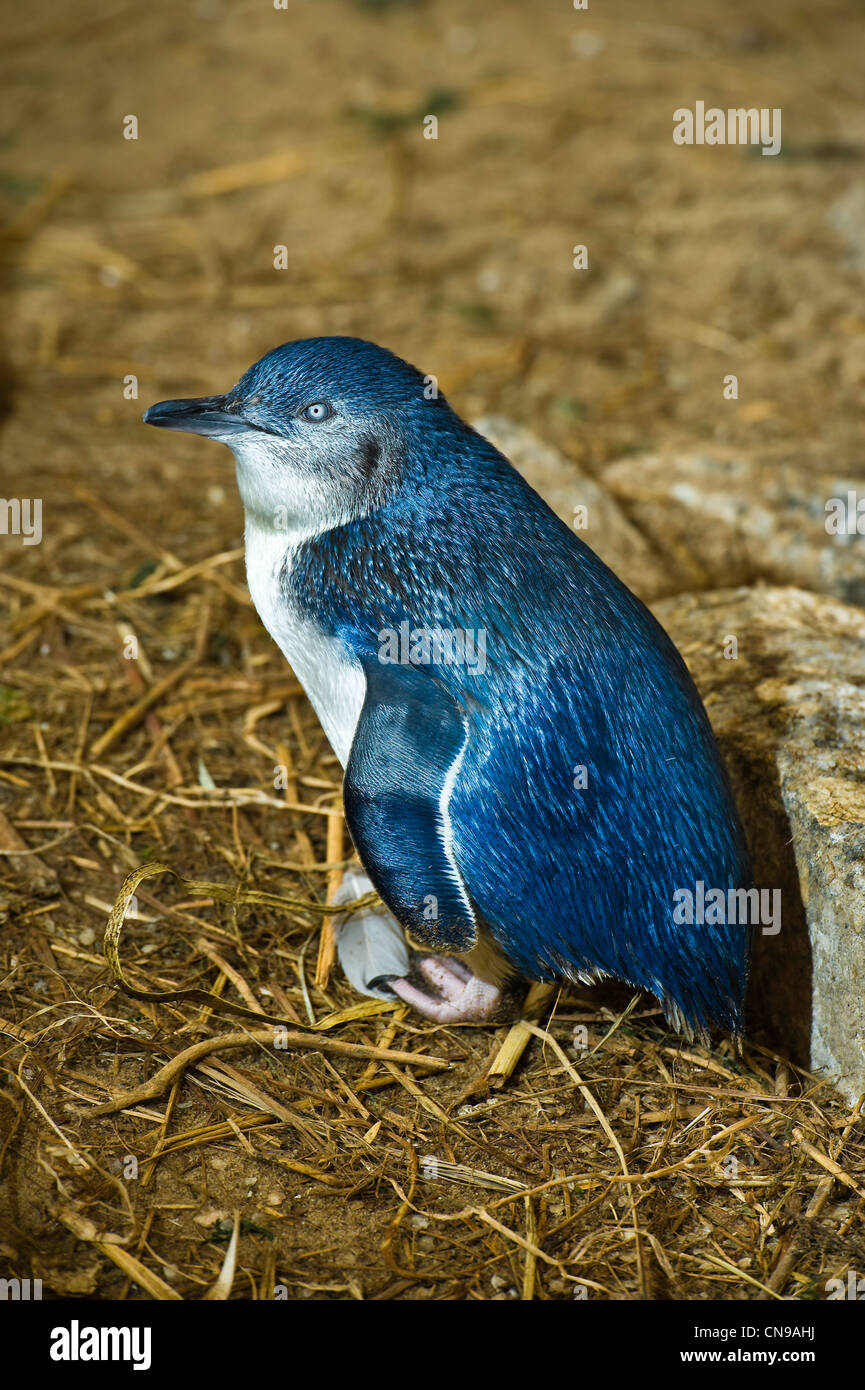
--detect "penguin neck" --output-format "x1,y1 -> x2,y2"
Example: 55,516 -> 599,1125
233,460 -> 354,549
240,496 -> 343,628
238,495 -> 367,769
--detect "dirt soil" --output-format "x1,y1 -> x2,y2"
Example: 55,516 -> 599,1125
1,0 -> 864,1300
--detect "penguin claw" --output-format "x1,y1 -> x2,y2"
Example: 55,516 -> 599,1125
390,960 -> 502,1023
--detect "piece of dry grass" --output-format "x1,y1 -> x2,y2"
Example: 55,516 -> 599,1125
0,543 -> 863,1299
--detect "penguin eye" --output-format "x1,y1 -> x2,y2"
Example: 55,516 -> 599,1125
300,401 -> 333,423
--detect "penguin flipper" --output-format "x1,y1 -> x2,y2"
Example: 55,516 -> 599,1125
343,659 -> 477,953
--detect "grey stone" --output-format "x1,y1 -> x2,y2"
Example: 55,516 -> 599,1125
469,417 -> 865,1099
601,450 -> 865,606
653,585 -> 865,1102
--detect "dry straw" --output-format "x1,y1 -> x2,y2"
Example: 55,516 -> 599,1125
1,466 -> 863,1302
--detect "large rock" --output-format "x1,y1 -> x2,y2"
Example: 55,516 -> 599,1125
653,586 -> 865,1101
602,450 -> 865,606
473,417 -> 865,1098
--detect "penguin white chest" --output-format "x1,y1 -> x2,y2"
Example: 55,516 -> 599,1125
243,527 -> 366,769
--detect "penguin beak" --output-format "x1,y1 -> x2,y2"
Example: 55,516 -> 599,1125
142,394 -> 253,438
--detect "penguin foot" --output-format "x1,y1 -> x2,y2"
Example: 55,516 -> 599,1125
333,870 -> 504,1022
389,956 -> 503,1023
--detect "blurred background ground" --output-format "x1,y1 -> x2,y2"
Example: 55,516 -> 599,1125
0,0 -> 864,1301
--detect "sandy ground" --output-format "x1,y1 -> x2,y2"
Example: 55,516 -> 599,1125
1,0 -> 864,1302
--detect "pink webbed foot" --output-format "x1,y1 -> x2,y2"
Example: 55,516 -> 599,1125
390,955 -> 503,1023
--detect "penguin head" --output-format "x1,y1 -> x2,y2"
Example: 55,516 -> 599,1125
143,337 -> 446,535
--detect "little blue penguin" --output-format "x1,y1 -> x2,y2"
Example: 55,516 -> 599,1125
144,337 -> 751,1034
